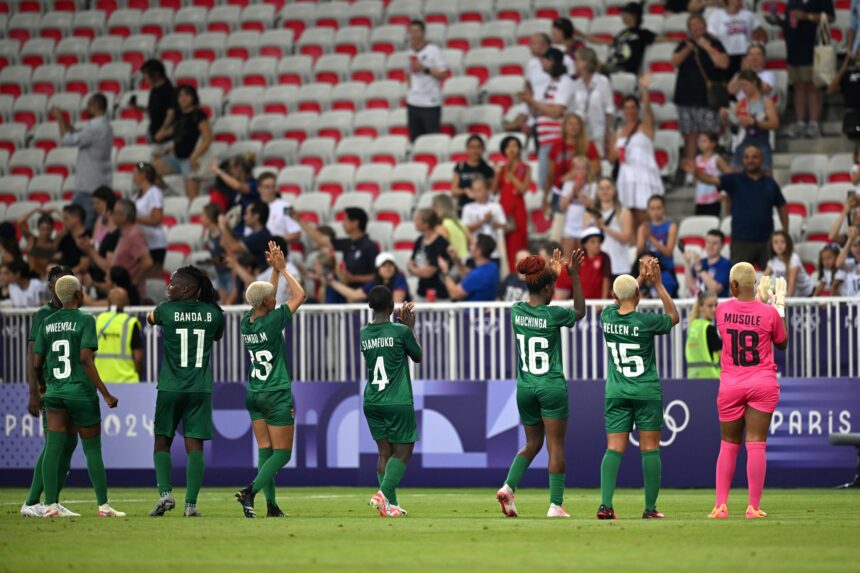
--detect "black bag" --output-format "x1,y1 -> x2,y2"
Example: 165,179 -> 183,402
844,110 -> 860,140
694,47 -> 729,111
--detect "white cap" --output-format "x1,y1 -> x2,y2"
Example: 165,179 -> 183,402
375,252 -> 397,268
580,226 -> 604,243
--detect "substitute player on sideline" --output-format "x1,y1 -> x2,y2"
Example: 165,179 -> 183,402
710,266 -> 787,519
148,266 -> 224,517
235,242 -> 305,518
21,265 -> 79,518
597,258 -> 679,520
363,286 -> 422,517
497,249 -> 586,518
33,275 -> 125,517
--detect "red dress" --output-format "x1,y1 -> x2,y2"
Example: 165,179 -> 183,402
497,161 -> 529,273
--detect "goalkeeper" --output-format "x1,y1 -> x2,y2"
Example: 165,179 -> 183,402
709,264 -> 788,520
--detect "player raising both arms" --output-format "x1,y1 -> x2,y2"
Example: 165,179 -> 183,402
497,249 -> 586,518
21,265 -> 79,517
148,266 -> 224,517
362,286 -> 422,517
33,275 -> 124,517
235,242 -> 305,518
597,258 -> 679,520
710,264 -> 787,519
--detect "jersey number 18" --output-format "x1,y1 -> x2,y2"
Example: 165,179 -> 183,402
726,328 -> 760,366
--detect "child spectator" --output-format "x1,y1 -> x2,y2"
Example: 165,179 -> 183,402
764,230 -> 814,297
694,132 -> 730,216
812,243 -> 844,296
578,227 -> 612,299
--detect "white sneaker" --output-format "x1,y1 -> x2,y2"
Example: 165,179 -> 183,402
788,122 -> 807,139
369,490 -> 389,518
56,503 -> 80,517
42,503 -> 62,518
547,503 -> 571,518
496,484 -> 518,517
98,503 -> 126,517
388,504 -> 407,517
20,503 -> 45,517
806,122 -> 821,139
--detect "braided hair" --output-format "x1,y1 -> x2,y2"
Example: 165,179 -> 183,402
175,265 -> 222,312
517,256 -> 555,295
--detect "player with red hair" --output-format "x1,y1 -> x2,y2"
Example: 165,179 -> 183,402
496,249 -> 586,518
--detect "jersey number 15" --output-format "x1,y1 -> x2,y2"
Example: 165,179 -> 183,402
607,342 -> 645,377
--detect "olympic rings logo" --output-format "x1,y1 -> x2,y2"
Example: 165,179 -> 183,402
628,400 -> 691,448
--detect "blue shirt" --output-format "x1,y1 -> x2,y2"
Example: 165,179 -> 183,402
719,173 -> 786,242
698,256 -> 731,295
362,273 -> 411,301
460,261 -> 500,302
850,0 -> 860,56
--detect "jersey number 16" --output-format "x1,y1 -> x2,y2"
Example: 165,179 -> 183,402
516,334 -> 550,375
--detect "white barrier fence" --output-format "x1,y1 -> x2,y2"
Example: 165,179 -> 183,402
2,298 -> 859,384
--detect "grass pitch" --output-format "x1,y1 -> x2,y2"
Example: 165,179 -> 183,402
1,487 -> 857,572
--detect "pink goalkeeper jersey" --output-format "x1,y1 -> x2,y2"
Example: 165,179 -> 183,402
715,299 -> 787,388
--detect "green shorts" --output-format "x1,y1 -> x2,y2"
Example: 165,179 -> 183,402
516,385 -> 569,426
246,389 -> 295,427
154,390 -> 213,441
42,396 -> 101,428
363,403 -> 418,444
604,398 -> 665,434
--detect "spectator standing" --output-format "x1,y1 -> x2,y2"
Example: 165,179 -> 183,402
153,85 -> 212,199
132,162 -> 168,270
546,114 -> 601,201
684,229 -> 732,296
200,203 -> 232,296
255,172 -> 301,244
50,94 -> 112,229
828,188 -> 860,243
0,222 -> 22,264
498,249 -> 531,302
552,18 -> 586,62
409,209 -> 451,301
689,145 -> 788,268
302,207 -> 378,290
18,210 -> 58,279
592,2 -> 659,75
461,178 -> 507,260
328,252 -> 411,303
728,44 -> 775,100
849,0 -> 860,60
578,227 -> 612,299
693,132 -> 730,216
82,199 -> 152,289
495,136 -> 531,273
783,0 -> 835,139
406,20 -> 448,141
612,76 -> 664,226
707,0 -> 766,76
724,71 -> 779,172
451,135 -> 496,210
437,235 -> 501,302
671,14 -> 730,181
140,59 -> 175,148
519,48 -> 575,193
211,153 -> 259,216
764,230 -> 815,296
568,48 -> 616,157
432,194 -> 470,261
836,229 -> 860,296
0,260 -> 45,307
526,33 -> 575,103
584,177 -> 635,279
56,204 -> 90,274
219,200 -> 272,270
94,287 -> 144,383
90,186 -> 117,248
636,195 -> 679,297
559,156 -> 597,253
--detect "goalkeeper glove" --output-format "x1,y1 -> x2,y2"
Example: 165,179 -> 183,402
757,275 -> 773,304
773,276 -> 786,317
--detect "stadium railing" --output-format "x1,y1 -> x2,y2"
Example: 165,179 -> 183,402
2,298 -> 859,384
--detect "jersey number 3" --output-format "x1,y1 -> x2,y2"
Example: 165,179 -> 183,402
516,334 -> 550,375
371,357 -> 389,391
607,342 -> 645,377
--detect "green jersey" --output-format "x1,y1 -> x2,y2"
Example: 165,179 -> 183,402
600,304 -> 673,400
511,301 -> 580,388
33,308 -> 99,400
241,304 -> 293,393
152,300 -> 224,393
361,321 -> 422,405
29,303 -> 61,343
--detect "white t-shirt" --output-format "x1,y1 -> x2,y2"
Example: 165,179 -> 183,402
135,185 -> 168,250
567,74 -> 615,156
840,258 -> 860,297
735,70 -> 776,101
461,201 -> 506,257
406,43 -> 447,107
526,54 -> 575,99
256,262 -> 300,306
535,75 -> 575,146
559,181 -> 597,239
707,8 -> 761,56
767,253 -> 814,297
265,198 -> 301,239
9,279 -> 46,307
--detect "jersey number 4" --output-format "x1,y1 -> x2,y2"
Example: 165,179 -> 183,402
607,342 -> 645,377
516,334 -> 550,375
177,328 -> 206,368
371,357 -> 389,391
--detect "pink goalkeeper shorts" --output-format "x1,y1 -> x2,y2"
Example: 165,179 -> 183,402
717,384 -> 780,422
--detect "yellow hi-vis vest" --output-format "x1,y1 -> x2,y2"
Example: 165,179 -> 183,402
685,318 -> 721,379
94,311 -> 141,383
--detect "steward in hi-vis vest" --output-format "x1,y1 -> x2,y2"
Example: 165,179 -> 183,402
94,288 -> 144,383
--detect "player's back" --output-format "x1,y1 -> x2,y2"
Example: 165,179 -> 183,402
152,300 -> 224,393
600,304 -> 673,400
35,308 -> 98,399
716,298 -> 786,388
361,321 -> 420,405
240,305 -> 293,392
511,301 -> 578,387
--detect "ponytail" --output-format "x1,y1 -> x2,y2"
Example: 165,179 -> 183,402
176,265 -> 222,312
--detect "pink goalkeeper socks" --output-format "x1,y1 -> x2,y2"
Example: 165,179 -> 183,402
715,440 -> 741,506
746,441 -> 767,509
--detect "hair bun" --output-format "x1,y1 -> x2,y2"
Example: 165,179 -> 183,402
517,255 -> 547,280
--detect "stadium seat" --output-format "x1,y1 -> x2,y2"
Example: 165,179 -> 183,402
678,216 -> 720,248
803,213 -> 840,242
648,73 -> 676,106
5,199 -> 41,220
121,34 -> 156,72
0,66 -> 32,98
353,109 -> 388,138
163,196 -> 190,225
442,48 -> 465,76
385,51 -> 409,82
282,112 -> 319,143
412,134 -> 451,172
331,136 -> 371,168
370,25 -> 406,55
0,40 -> 20,70
247,113 -> 286,143
662,13 -> 688,40
139,8 -> 173,41
589,16 -> 625,43
795,241 -> 823,275
227,86 -> 263,118
261,85 -> 298,115
227,140 -> 263,161
277,55 -> 313,86
115,144 -> 152,172
166,223 -> 204,256
20,38 -> 53,68
279,2 -> 316,41
330,81 -> 367,113
446,22 -> 481,52
348,1 -> 383,28
12,94 -> 47,131
26,173 -> 63,203
790,154 -> 828,185
333,191 -> 373,220
825,153 -> 854,183
643,43 -> 676,74
163,250 -> 187,274
0,175 -> 29,204
314,54 -> 352,85
44,147 -> 77,177
316,164 -> 356,201
782,184 -> 817,217
242,57 -> 277,87
198,87 -> 224,120
497,45 -> 530,76
226,31 -> 261,61
765,40 -> 787,69
260,30 -> 295,59
496,0 -> 528,23
816,184 -> 853,214
158,33 -> 193,66
209,58 -> 243,93
72,10 -> 106,41
366,220 -> 394,251
207,5 -> 240,34
429,161 -> 455,191
365,79 -> 405,110
392,220 -> 418,250
314,1 -> 349,30
0,123 -> 27,155
191,32 -> 226,63
276,164 -> 315,196
442,75 -> 480,107
212,115 -> 249,144
174,59 -> 209,89
8,148 -> 45,178
39,12 -> 73,43
652,102 -> 680,131
353,163 -> 392,196
297,137 -> 336,174
465,105 -> 503,138
317,110 -> 355,143
297,82 -> 333,113
390,162 -> 428,194
240,4 -> 275,33
32,122 -> 60,152
261,139 -> 299,170
106,9 -> 141,38
294,192 -> 331,224
96,62 -> 132,95
386,0 -> 422,26
297,27 -> 335,62
335,26 -> 369,57
487,132 -> 526,162
349,52 -> 386,84
654,130 -> 682,176
485,76 -> 526,112
370,135 -> 409,166
8,13 -> 41,44
448,133 -> 472,161
373,191 -> 414,225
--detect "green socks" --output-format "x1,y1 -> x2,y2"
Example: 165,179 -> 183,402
258,447 -> 276,503
28,433 -> 79,505
380,458 -> 407,502
549,473 -> 565,506
154,451 -> 173,497
504,455 -> 531,491
41,431 -> 65,505
600,449 -> 623,508
59,432 -> 78,494
82,436 -> 108,505
185,451 -> 205,505
378,470 -> 397,505
252,449 -> 291,495
642,449 -> 662,511
25,447 -> 46,505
